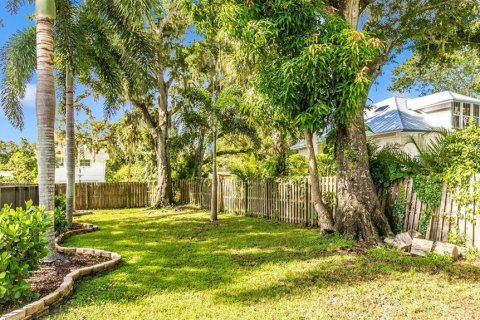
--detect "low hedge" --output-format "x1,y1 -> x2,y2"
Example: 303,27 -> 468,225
0,201 -> 50,306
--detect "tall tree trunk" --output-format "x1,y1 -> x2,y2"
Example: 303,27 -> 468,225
210,128 -> 218,221
193,133 -> 206,179
152,79 -> 172,207
36,0 -> 63,261
272,129 -> 287,177
304,130 -> 334,233
334,110 -> 391,240
332,0 -> 392,241
65,67 -> 74,228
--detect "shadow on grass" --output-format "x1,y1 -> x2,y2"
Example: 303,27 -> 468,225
61,208 -> 480,308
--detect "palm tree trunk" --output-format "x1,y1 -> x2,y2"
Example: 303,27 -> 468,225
65,67 -> 75,228
36,0 -> 63,261
210,128 -> 218,222
304,130 -> 334,233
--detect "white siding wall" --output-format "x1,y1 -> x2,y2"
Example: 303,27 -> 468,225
55,161 -> 107,183
368,131 -> 441,157
424,107 -> 452,129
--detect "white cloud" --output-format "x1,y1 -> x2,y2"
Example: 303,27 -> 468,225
20,83 -> 36,108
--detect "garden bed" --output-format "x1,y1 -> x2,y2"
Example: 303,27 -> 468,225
1,223 -> 122,320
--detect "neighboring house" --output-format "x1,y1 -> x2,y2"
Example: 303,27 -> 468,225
291,91 -> 480,157
55,146 -> 109,183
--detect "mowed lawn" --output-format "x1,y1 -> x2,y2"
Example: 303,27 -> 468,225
49,208 -> 480,320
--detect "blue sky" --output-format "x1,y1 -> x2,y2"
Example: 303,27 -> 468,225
0,4 -> 414,143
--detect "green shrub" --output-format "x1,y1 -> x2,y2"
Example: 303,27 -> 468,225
0,202 -> 49,306
54,195 -> 68,236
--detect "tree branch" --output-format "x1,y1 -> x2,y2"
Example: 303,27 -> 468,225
132,100 -> 157,132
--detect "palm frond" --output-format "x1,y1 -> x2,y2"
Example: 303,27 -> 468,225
0,26 -> 36,130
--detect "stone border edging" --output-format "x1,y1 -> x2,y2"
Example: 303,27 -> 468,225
1,223 -> 121,320
73,210 -> 93,217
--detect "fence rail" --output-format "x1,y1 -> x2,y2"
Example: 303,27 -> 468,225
0,182 -> 155,210
179,176 -> 480,248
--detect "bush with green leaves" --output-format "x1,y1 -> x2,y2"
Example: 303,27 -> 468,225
0,202 -> 49,306
54,195 -> 68,236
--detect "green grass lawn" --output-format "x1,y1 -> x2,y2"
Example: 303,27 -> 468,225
49,208 -> 480,320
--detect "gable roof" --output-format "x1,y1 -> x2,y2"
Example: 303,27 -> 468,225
408,91 -> 480,110
366,97 -> 432,135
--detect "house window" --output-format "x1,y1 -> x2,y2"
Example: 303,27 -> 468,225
453,102 -> 461,128
463,103 -> 472,127
474,104 -> 479,125
79,159 -> 91,167
453,102 -> 480,129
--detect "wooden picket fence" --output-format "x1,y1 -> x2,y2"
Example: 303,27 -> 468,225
179,175 -> 480,248
0,182 -> 156,210
178,177 -> 337,227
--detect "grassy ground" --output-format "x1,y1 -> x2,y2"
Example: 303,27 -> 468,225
49,208 -> 480,320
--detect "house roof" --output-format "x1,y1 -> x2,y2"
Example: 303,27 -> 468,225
366,97 -> 432,135
289,91 -> 479,151
290,140 -> 307,150
407,91 -> 480,110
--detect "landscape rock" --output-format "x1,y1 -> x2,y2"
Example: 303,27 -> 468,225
391,232 -> 413,251
384,238 -> 394,245
408,229 -> 424,239
411,238 -> 434,256
457,246 -> 467,258
434,242 -> 460,260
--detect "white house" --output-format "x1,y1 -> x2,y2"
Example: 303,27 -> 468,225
55,146 -> 109,183
291,91 -> 480,157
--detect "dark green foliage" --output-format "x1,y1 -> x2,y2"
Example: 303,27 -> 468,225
443,123 -> 480,187
413,175 -> 443,234
0,202 -> 49,306
223,1 -> 381,134
367,143 -> 419,189
54,195 -> 68,236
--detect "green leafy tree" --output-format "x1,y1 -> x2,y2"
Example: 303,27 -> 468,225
3,139 -> 38,183
81,0 -> 191,208
322,0 -> 478,240
391,48 -> 480,96
221,0 -> 383,234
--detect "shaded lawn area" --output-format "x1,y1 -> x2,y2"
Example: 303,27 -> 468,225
49,208 -> 480,320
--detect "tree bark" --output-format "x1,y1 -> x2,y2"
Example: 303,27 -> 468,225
210,128 -> 218,221
193,132 -> 206,179
304,130 -> 334,233
65,67 -> 74,228
334,108 -> 391,240
333,0 -> 392,241
152,77 -> 173,208
272,129 -> 287,177
36,2 -> 63,262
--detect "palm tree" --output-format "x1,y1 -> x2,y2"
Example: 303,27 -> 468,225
35,0 -> 62,261
1,0 -> 112,258
65,67 -> 74,227
179,85 -> 257,221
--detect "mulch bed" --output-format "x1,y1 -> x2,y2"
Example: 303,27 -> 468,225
29,254 -> 109,298
1,225 -> 109,315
